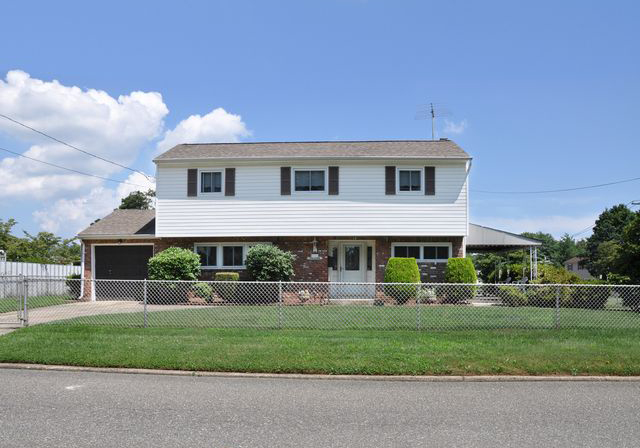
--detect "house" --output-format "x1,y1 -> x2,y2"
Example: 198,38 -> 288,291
78,139 -> 541,299
564,256 -> 593,280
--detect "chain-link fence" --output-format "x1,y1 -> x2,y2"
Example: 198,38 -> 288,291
2,276 -> 640,330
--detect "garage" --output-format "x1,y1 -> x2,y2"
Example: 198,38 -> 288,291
93,245 -> 154,300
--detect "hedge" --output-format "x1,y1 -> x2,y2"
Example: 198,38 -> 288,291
441,258 -> 477,303
383,258 -> 421,304
214,272 -> 239,302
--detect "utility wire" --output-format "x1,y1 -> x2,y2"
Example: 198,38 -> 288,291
0,146 -> 150,188
0,113 -> 154,180
570,200 -> 640,238
473,176 -> 640,194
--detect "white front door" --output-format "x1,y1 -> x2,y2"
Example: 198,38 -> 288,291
339,243 -> 366,283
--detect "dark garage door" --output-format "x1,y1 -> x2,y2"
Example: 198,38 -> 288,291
94,245 -> 154,300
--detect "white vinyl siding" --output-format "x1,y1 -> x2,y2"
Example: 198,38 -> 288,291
156,160 -> 468,237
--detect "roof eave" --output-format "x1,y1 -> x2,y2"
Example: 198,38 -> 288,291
154,155 -> 472,163
77,234 -> 157,240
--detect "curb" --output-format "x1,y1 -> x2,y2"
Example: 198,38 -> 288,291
1,363 -> 640,382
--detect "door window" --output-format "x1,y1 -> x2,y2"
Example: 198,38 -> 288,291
344,246 -> 361,271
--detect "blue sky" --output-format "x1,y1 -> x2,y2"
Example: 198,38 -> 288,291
0,0 -> 638,239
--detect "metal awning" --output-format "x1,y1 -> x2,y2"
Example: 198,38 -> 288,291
466,223 -> 542,252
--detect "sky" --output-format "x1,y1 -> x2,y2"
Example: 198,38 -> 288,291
0,0 -> 638,240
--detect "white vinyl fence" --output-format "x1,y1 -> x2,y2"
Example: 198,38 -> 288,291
0,262 -> 81,298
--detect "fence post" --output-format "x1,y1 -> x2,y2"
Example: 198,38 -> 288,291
555,286 -> 560,329
143,279 -> 148,328
278,281 -> 283,329
22,275 -> 29,327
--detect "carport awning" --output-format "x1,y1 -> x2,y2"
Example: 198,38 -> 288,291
466,223 -> 542,252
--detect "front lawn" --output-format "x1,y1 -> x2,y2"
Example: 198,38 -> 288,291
57,304 -> 640,330
0,296 -> 71,314
1,325 -> 640,375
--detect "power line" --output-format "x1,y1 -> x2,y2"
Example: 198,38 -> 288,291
473,175 -> 640,194
0,113 -> 154,180
0,146 -> 150,188
570,200 -> 640,238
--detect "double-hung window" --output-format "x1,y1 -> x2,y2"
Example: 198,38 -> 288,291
200,171 -> 222,193
398,169 -> 421,192
294,170 -> 325,192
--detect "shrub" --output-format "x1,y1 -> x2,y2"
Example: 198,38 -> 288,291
498,285 -> 528,307
147,247 -> 201,304
569,281 -> 611,309
192,282 -> 213,301
245,245 -> 295,282
383,258 -> 421,305
65,273 -> 81,298
148,247 -> 201,281
534,264 -> 581,285
214,272 -> 239,302
441,258 -> 477,303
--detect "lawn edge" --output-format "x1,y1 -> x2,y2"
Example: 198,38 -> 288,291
2,362 -> 640,382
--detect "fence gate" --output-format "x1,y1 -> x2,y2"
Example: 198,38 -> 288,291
0,276 -> 28,327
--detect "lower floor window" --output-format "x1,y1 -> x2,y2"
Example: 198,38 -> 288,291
392,243 -> 451,262
393,245 -> 421,259
424,246 -> 449,260
194,243 -> 268,269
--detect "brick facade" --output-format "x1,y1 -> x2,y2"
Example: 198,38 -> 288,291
80,235 -> 464,299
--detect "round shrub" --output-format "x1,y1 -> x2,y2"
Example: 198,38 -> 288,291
498,285 -> 528,307
192,282 -> 213,301
441,258 -> 477,303
383,257 -> 421,305
148,247 -> 201,281
214,272 -> 239,302
245,245 -> 295,282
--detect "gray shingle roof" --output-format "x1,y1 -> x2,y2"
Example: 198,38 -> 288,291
154,140 -> 470,162
78,209 -> 155,238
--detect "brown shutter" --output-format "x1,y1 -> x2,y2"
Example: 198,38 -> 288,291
385,166 -> 396,195
425,166 -> 435,195
280,167 -> 291,195
328,166 -> 339,195
187,169 -> 197,197
225,168 -> 235,196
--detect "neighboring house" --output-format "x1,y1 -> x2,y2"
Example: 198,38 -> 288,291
78,139 -> 540,299
564,256 -> 593,280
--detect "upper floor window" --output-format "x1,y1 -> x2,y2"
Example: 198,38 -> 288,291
398,169 -> 421,192
201,171 -> 222,193
294,170 -> 325,192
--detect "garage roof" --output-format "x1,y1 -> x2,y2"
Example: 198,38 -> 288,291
78,210 -> 155,239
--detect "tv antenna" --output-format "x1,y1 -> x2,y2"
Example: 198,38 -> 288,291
415,102 -> 452,140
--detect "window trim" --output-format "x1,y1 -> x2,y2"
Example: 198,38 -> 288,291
194,242 -> 270,269
292,167 -> 327,194
391,242 -> 452,263
198,169 -> 224,195
396,167 -> 424,194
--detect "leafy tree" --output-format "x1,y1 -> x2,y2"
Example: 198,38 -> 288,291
586,204 -> 635,277
521,231 -> 560,264
119,189 -> 155,210
0,218 -> 80,264
613,211 -> 640,283
0,218 -> 17,252
556,233 -> 580,264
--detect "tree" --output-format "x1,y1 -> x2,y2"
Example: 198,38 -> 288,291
119,189 -> 155,210
586,204 -> 635,277
556,233 -> 580,264
521,231 -> 560,264
613,211 -> 640,283
0,218 -> 17,252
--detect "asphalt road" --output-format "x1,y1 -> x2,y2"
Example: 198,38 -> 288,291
0,369 -> 638,447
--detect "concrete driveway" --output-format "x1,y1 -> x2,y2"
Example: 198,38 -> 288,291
0,368 -> 639,447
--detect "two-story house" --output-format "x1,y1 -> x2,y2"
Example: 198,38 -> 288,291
78,140 -> 538,299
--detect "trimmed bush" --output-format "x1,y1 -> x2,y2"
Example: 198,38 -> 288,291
214,272 -> 239,302
534,264 -> 581,285
147,247 -> 201,304
569,281 -> 611,310
441,258 -> 477,303
192,282 -> 213,301
498,285 -> 528,307
383,258 -> 421,305
245,245 -> 295,282
65,273 -> 81,298
148,247 -> 201,281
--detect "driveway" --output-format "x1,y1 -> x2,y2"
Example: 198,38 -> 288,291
0,368 -> 638,447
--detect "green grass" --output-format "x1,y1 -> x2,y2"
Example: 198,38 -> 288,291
0,296 -> 72,313
59,304 -> 640,330
1,325 -> 640,375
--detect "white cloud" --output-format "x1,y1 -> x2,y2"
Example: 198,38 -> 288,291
0,70 -> 168,199
156,108 -> 251,155
443,119 -> 467,135
473,214 -> 599,238
33,173 -> 156,233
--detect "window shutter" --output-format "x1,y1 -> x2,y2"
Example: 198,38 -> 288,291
187,169 -> 197,197
280,167 -> 291,195
225,168 -> 235,196
328,166 -> 339,195
425,166 -> 435,195
385,166 -> 396,195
